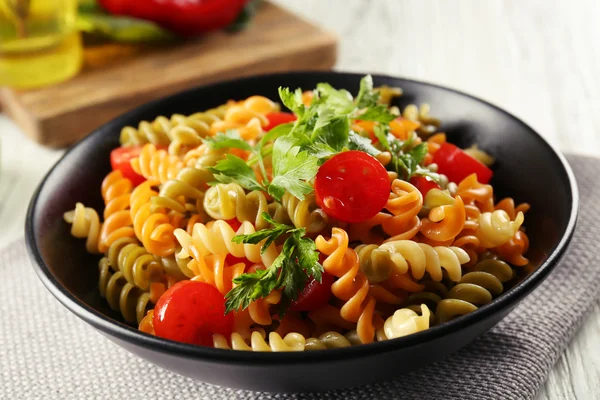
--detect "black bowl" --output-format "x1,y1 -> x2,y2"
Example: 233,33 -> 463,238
25,72 -> 578,392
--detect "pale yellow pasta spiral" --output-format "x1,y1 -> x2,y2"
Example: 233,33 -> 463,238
377,241 -> 469,282
377,304 -> 431,340
476,210 -> 524,248
173,220 -> 278,267
213,331 -> 305,352
64,202 -> 102,253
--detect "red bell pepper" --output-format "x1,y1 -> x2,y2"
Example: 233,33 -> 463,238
99,0 -> 249,36
433,142 -> 493,184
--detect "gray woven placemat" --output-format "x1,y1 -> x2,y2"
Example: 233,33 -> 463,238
1,154 -> 598,400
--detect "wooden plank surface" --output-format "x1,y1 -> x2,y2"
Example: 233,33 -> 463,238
1,0 -> 599,398
0,1 -> 337,147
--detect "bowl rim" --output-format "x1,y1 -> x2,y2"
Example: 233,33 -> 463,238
25,71 -> 579,365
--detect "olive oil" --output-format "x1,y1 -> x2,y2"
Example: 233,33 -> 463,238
0,0 -> 82,88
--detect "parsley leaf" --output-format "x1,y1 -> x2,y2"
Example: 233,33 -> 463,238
232,212 -> 292,253
208,154 -> 265,192
373,123 -> 391,150
203,130 -> 253,151
268,136 -> 319,201
311,112 -> 350,152
294,233 -> 322,282
278,87 -> 305,116
381,130 -> 442,183
355,75 -> 380,108
348,131 -> 381,157
316,83 -> 355,114
224,221 -> 323,315
354,105 -> 397,123
354,75 -> 396,123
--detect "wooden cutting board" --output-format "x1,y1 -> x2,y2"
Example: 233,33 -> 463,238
0,2 -> 337,147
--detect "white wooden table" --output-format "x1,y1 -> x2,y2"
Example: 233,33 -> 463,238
1,0 -> 599,398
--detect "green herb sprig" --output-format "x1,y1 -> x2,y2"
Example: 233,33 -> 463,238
224,213 -> 322,315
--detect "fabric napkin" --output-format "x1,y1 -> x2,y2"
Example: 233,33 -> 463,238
2,154 -> 599,400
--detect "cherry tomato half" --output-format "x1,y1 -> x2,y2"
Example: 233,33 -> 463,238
110,146 -> 147,186
433,142 -> 493,184
315,151 -> 390,223
153,281 -> 233,347
290,272 -> 335,312
410,176 -> 441,197
265,112 -> 297,131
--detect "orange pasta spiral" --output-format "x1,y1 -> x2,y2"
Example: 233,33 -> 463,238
493,198 -> 531,266
451,204 -> 482,267
210,96 -> 278,141
130,181 -> 177,257
187,247 -> 246,295
316,228 -> 378,344
381,179 -> 423,241
456,173 -> 494,212
98,170 -> 136,253
420,196 -> 466,243
131,144 -> 185,184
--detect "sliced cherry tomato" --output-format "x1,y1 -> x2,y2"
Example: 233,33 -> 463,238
410,176 -> 441,197
315,151 -> 390,223
433,142 -> 493,184
110,145 -> 147,186
290,272 -> 335,312
153,281 -> 233,347
265,112 -> 297,131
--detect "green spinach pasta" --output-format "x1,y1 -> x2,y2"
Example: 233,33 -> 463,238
64,76 -> 530,351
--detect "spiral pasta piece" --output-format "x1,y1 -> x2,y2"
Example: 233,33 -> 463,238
210,96 -> 277,141
203,183 -> 271,230
99,170 -> 136,253
377,240 -> 469,282
382,179 -> 423,241
494,230 -> 530,266
213,331 -> 305,352
378,304 -> 431,340
119,105 -> 229,148
186,251 -> 246,296
420,195 -> 466,242
304,331 -> 357,350
174,220 -> 278,267
404,280 -> 449,316
436,259 -> 514,323
131,144 -> 185,184
64,202 -> 101,253
120,115 -> 182,147
151,167 -> 214,214
98,257 -> 151,324
281,192 -> 329,233
476,209 -> 524,248
456,173 -> 494,212
495,198 -> 531,220
183,144 -> 228,169
130,181 -> 177,257
316,228 -> 377,344
106,237 -> 165,290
